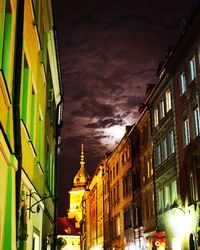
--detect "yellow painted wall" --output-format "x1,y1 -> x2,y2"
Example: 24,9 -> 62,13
68,189 -> 85,228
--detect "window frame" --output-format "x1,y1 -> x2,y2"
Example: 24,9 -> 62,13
154,107 -> 159,127
183,117 -> 190,146
180,71 -> 186,95
189,56 -> 196,82
166,89 -> 172,112
193,106 -> 200,137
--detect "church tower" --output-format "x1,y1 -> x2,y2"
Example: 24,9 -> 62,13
68,144 -> 90,229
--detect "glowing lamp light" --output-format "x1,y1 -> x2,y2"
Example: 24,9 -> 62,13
172,237 -> 182,250
168,209 -> 192,236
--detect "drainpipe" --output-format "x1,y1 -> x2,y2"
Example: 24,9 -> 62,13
53,99 -> 63,250
13,0 -> 24,243
50,0 -> 64,246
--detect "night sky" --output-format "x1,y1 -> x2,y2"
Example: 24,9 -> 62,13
54,0 -> 192,216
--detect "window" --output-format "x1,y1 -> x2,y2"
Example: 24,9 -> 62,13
46,143 -> 54,194
168,130 -> 175,155
21,55 -> 29,124
112,214 -> 120,239
116,182 -> 119,202
113,188 -> 116,204
123,177 -> 127,197
110,170 -> 112,182
32,0 -> 39,24
189,174 -> 195,204
158,189 -> 164,212
113,166 -> 115,179
180,72 -> 186,95
152,193 -> 155,215
166,89 -> 172,112
162,137 -> 167,161
121,153 -> 125,166
183,118 -> 190,146
155,144 -> 161,166
147,161 -> 150,178
1,1 -> 12,86
30,86 -> 36,142
193,107 -> 200,137
189,56 -> 196,81
154,107 -> 159,127
124,207 -> 132,230
116,214 -> 120,236
160,100 -> 165,119
164,185 -> 170,209
171,180 -> 177,206
32,227 -> 40,250
116,162 -> 119,175
37,112 -> 43,164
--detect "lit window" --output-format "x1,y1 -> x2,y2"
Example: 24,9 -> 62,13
166,89 -> 172,112
116,214 -> 120,236
158,189 -> 164,212
155,144 -> 161,166
193,107 -> 200,136
168,130 -> 175,155
147,161 -> 150,178
150,158 -> 153,175
160,100 -> 165,119
154,107 -> 159,127
162,137 -> 167,161
164,185 -> 170,209
180,72 -> 186,95
171,180 -> 177,205
183,118 -> 190,146
189,56 -> 196,81
33,231 -> 40,250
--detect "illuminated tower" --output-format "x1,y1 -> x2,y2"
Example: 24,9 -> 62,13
68,144 -> 90,229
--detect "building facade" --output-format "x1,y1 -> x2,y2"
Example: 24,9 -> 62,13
164,7 -> 200,249
107,126 -> 133,250
81,164 -> 104,250
0,1 -> 18,249
147,69 -> 179,250
0,0 -> 62,249
137,106 -> 156,249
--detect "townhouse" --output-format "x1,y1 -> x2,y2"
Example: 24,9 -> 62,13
0,0 -> 62,249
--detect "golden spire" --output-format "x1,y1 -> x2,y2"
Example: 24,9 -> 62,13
80,143 -> 85,168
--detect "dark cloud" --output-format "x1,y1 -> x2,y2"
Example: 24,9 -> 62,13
85,116 -> 125,129
54,0 -> 191,216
